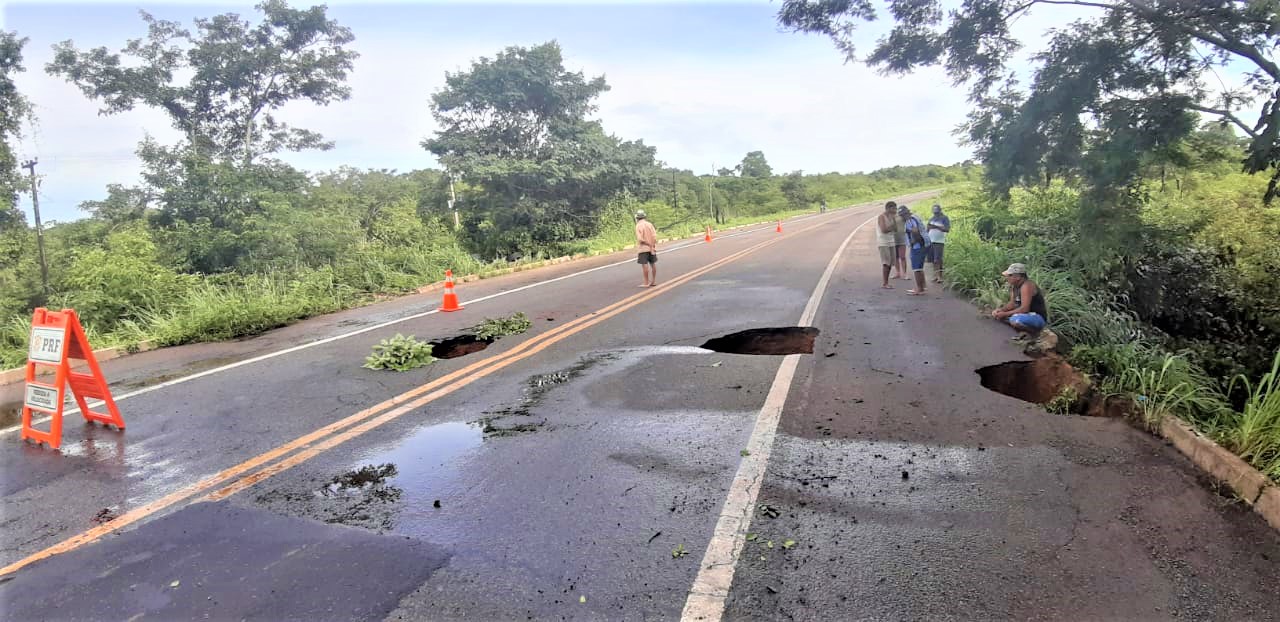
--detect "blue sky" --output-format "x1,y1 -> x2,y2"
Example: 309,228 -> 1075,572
1,1 -> 1087,222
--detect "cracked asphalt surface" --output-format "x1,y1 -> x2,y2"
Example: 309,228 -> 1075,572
4,191 -> 1280,621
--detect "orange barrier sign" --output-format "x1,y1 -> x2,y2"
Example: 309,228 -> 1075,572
21,308 -> 124,449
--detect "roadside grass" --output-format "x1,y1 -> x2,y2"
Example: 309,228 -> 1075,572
1226,351 -> 1280,479
0,187 -> 953,372
942,190 -> 1277,479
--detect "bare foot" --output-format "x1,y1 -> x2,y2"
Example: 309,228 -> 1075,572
907,289 -> 926,296
639,283 -> 650,288
648,282 -> 658,287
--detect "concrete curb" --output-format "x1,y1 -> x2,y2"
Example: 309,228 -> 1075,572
0,341 -> 157,386
1159,416 -> 1280,529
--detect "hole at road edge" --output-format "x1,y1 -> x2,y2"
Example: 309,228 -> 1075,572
701,327 -> 820,356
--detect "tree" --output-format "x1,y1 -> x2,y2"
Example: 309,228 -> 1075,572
739,150 -> 773,178
1,31 -> 31,215
422,41 -> 658,258
780,170 -> 809,208
778,0 -> 1280,203
48,0 -> 357,166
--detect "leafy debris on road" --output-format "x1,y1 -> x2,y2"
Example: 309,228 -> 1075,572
740,449 -> 751,457
363,334 -> 435,371
758,504 -> 781,519
92,508 -> 118,524
672,544 -> 688,558
782,539 -> 797,550
472,313 -> 532,340
746,533 -> 758,541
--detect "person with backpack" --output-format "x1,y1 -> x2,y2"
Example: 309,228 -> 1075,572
899,204 -> 929,296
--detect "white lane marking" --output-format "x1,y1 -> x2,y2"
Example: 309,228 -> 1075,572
681,212 -> 876,622
3,200 -> 905,437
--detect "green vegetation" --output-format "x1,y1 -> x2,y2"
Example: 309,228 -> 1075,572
363,334 -> 436,372
471,313 -> 532,341
784,0 -> 1278,479
0,7 -> 972,370
940,165 -> 1279,476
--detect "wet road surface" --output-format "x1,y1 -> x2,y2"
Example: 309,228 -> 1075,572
3,190 -> 1280,621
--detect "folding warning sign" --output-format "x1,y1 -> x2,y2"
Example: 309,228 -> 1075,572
21,308 -> 124,449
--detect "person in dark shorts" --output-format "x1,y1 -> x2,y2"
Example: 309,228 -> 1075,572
991,263 -> 1048,339
635,210 -> 658,287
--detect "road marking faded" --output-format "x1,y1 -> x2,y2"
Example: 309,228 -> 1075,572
681,213 -> 877,622
0,208 -> 873,578
0,206 -> 869,437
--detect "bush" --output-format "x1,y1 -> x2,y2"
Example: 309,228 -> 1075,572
363,334 -> 436,371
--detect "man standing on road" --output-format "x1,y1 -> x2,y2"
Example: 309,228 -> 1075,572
991,263 -> 1048,341
927,203 -> 950,284
900,205 -> 929,296
877,201 -> 899,289
635,210 -> 659,287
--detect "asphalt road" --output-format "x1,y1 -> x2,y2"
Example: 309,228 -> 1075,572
2,192 -> 1278,622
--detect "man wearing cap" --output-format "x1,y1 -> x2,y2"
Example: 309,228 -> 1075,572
991,263 -> 1048,340
635,210 -> 659,287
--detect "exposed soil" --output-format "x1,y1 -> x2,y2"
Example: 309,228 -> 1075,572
701,327 -> 820,356
976,357 -> 1090,406
1,400 -> 20,428
430,335 -> 493,360
254,463 -> 404,531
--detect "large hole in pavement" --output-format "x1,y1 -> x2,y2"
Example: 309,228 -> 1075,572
701,327 -> 819,356
976,358 -> 1088,406
431,335 -> 493,360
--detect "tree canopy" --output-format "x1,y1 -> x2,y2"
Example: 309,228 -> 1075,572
422,41 -> 658,258
778,0 -> 1280,204
1,31 -> 30,215
47,0 -> 357,166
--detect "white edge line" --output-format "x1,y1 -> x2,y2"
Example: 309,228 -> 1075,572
4,199 -> 914,437
680,212 -> 876,622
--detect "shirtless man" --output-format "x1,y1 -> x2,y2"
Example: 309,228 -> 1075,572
635,210 -> 658,287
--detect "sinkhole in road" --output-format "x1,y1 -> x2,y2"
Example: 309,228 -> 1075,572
701,327 -> 820,356
430,334 -> 494,359
976,357 -> 1090,408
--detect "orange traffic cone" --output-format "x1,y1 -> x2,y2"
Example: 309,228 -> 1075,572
776,220 -> 783,233
439,270 -> 464,312
704,226 -> 713,243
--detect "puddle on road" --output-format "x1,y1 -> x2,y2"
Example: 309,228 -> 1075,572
702,327 -> 820,356
430,335 -> 493,360
255,421 -> 482,531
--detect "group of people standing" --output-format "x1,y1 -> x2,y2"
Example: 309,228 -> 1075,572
876,201 -> 949,295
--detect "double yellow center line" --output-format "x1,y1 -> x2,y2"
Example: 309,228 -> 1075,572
0,209 -> 866,577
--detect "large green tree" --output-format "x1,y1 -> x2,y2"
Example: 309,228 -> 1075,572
739,150 -> 773,178
48,0 -> 357,167
779,0 -> 1280,203
423,41 -> 658,258
1,31 -> 31,215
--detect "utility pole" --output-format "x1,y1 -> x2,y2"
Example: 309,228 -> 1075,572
672,170 -> 678,211
447,175 -> 459,231
708,163 -> 715,225
21,159 -> 50,296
